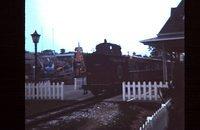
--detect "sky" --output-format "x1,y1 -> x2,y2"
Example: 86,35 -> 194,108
25,0 -> 182,55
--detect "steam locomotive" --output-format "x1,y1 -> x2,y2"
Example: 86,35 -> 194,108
83,39 -> 173,95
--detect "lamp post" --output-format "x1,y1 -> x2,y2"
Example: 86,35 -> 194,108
31,30 -> 41,85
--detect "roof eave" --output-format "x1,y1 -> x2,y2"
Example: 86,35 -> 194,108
140,37 -> 184,44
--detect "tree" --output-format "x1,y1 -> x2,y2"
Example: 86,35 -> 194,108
148,46 -> 177,60
148,46 -> 160,58
60,49 -> 65,54
143,55 -> 148,58
41,49 -> 55,55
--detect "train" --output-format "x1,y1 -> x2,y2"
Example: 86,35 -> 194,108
83,40 -> 173,95
25,40 -> 173,96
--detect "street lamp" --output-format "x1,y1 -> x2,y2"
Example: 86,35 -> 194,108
31,30 -> 41,85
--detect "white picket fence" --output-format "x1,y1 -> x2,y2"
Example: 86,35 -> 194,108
122,81 -> 168,101
25,81 -> 64,100
139,99 -> 171,130
74,77 -> 87,90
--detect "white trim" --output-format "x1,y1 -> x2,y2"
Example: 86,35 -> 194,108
141,36 -> 184,43
157,32 -> 184,36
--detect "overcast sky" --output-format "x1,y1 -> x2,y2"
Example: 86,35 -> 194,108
25,0 -> 181,55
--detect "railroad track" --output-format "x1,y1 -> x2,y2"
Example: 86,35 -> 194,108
25,93 -> 118,129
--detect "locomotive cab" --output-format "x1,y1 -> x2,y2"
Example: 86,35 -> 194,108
84,54 -> 129,95
84,40 -> 129,95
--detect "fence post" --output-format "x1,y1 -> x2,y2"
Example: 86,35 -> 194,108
47,81 -> 50,99
122,82 -> 126,101
34,83 -> 36,99
30,83 -> 33,99
61,82 -> 64,100
46,81 -> 48,99
41,82 -> 43,99
127,82 -> 131,100
159,81 -> 163,98
48,82 -> 51,99
159,81 -> 162,88
165,104 -> 169,128
154,81 -> 158,100
147,116 -> 153,128
33,83 -> 36,99
43,81 -> 46,99
138,82 -> 141,100
143,81 -> 146,100
40,82 -> 43,99
165,81 -> 168,88
74,78 -> 77,90
132,82 -> 136,100
55,83 -> 58,99
51,82 -> 53,99
148,81 -> 152,100
39,82 -> 42,99
58,82 -> 61,100
28,83 -> 31,100
56,84 -> 60,99
161,103 -> 166,128
44,82 -> 47,99
36,83 -> 39,99
52,82 -> 55,99
55,83 -> 57,99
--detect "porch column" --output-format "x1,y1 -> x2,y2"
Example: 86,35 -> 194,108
162,43 -> 168,82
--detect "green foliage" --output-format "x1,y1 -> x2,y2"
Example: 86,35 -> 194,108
148,46 -> 159,58
60,48 -> 65,54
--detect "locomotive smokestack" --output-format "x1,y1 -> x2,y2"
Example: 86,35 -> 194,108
104,39 -> 107,43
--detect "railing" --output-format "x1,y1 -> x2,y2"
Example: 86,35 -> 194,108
139,99 -> 171,130
74,77 -> 87,90
25,81 -> 64,100
122,81 -> 168,101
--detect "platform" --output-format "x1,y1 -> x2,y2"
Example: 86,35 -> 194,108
63,85 -> 94,101
25,85 -> 94,117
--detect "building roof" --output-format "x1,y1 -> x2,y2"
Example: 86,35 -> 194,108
141,32 -> 184,43
140,0 -> 184,52
56,53 -> 75,57
159,1 -> 184,34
